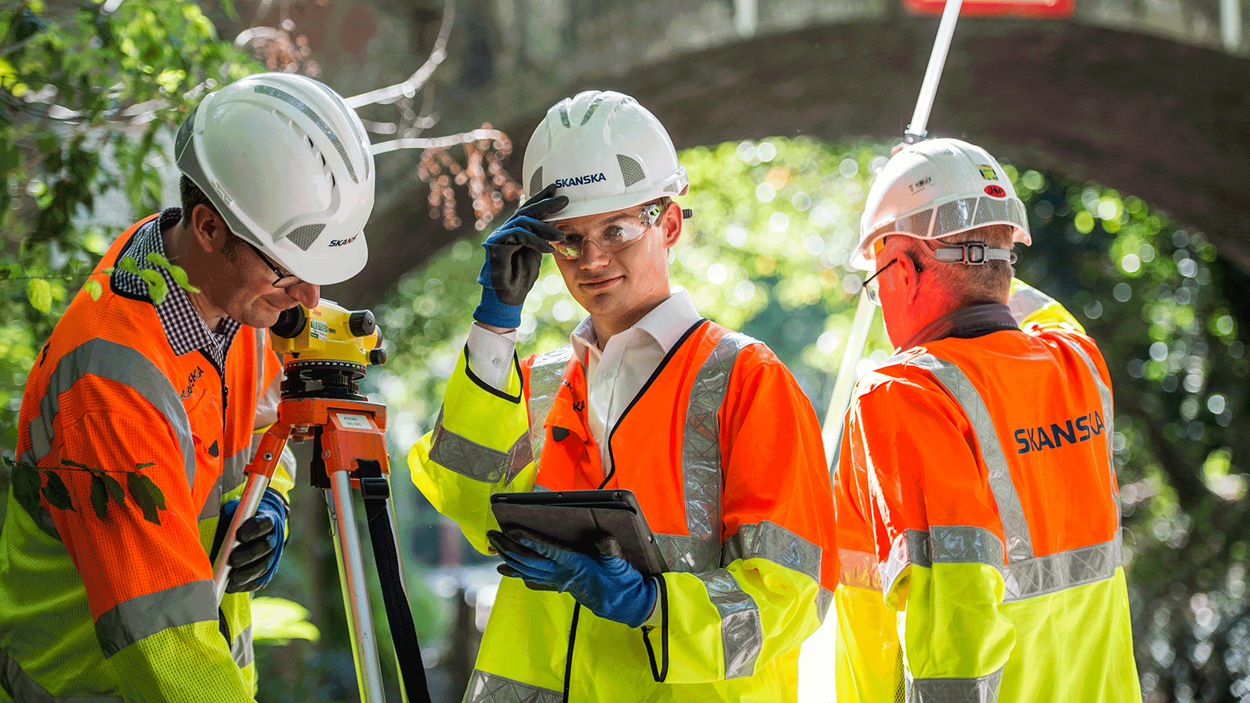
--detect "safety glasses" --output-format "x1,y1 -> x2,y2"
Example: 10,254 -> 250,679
550,203 -> 664,261
244,241 -> 304,289
861,258 -> 898,306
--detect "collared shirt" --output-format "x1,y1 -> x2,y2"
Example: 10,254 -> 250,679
466,289 -> 703,475
112,208 -> 241,370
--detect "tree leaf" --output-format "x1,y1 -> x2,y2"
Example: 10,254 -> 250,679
116,256 -> 140,275
101,474 -> 125,506
139,269 -> 168,305
127,472 -> 160,525
135,462 -> 155,469
89,474 -> 109,520
27,279 -> 51,313
138,473 -> 166,510
59,459 -> 89,469
42,471 -> 75,512
83,278 -> 102,301
11,463 -> 43,517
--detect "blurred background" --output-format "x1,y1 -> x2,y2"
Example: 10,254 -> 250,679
2,0 -> 1249,701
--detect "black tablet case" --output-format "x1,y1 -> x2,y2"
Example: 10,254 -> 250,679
490,490 -> 669,577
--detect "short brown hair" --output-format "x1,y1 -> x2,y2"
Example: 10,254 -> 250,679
894,224 -> 1016,305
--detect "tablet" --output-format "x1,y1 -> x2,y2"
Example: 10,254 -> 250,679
490,489 -> 668,577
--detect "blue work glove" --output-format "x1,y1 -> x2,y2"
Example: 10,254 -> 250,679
486,528 -> 658,628
473,184 -> 568,329
212,488 -> 289,593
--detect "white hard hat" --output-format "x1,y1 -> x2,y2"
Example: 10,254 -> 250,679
522,90 -> 689,222
850,138 -> 1031,271
174,73 -> 375,285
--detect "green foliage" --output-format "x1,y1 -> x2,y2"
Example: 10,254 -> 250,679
251,596 -> 321,645
376,136 -> 1250,697
0,0 -> 257,463
9,457 -> 168,525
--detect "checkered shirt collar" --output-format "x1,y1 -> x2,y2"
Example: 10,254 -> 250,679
112,208 -> 241,368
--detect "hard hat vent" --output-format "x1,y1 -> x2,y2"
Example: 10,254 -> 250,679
254,84 -> 358,185
529,168 -> 544,200
975,197 -> 1010,226
617,154 -> 645,188
287,224 -> 326,251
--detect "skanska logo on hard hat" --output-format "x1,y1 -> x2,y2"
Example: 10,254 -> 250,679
553,172 -> 607,189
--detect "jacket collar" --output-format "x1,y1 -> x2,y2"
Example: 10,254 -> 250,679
570,288 -> 701,358
900,303 -> 1019,350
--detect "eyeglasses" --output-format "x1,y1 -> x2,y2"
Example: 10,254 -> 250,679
861,258 -> 898,306
550,203 -> 664,261
244,241 -> 303,289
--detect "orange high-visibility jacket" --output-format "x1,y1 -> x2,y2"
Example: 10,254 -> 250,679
0,216 -> 281,700
411,320 -> 838,702
835,310 -> 1140,702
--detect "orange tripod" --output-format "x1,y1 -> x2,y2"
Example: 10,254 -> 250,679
212,395 -> 430,702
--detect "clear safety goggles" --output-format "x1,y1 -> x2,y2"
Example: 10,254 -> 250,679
866,194 -> 1029,254
550,203 -> 664,260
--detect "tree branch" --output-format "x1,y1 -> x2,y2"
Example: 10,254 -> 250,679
344,0 -> 454,109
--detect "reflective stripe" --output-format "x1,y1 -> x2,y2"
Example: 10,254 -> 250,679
681,332 -> 758,547
93,580 -> 217,658
838,548 -> 882,591
885,528 -> 1120,602
696,569 -> 762,679
1056,338 -> 1121,532
654,533 -> 721,574
882,529 -> 927,596
912,354 -> 1034,563
923,526 -> 1004,568
722,520 -> 823,584
907,667 -> 1003,703
428,410 -> 533,483
253,327 -> 266,402
525,346 -> 573,467
883,526 -> 1004,595
463,669 -> 563,703
0,648 -> 123,703
231,624 -> 253,668
1002,539 -> 1121,602
816,586 -> 834,622
24,338 -> 196,490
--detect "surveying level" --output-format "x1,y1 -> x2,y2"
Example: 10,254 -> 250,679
212,300 -> 431,703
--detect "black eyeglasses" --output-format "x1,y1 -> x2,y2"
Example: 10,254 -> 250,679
244,241 -> 303,289
861,258 -> 898,306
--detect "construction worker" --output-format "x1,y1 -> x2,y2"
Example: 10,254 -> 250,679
0,73 -> 375,700
832,138 -> 1141,702
409,90 -> 838,702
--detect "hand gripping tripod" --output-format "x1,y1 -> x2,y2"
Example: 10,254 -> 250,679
211,304 -> 432,703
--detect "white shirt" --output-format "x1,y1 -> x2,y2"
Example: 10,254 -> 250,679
465,290 -> 703,475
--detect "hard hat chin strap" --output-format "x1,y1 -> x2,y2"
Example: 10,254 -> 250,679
930,241 -> 1017,266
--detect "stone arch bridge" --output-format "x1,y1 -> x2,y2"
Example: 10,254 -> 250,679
228,0 -> 1250,307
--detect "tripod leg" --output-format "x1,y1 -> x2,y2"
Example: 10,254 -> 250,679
213,424 -> 290,604
326,473 -> 387,703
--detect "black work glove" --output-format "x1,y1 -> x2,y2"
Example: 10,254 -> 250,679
211,488 -> 289,594
473,184 -> 568,328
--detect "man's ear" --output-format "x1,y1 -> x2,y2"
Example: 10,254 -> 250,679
660,201 -> 683,249
894,250 -> 924,305
190,204 -> 227,254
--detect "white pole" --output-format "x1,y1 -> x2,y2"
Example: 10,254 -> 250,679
818,0 -> 966,474
822,289 -> 876,468
1222,0 -> 1242,54
905,0 -> 966,143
